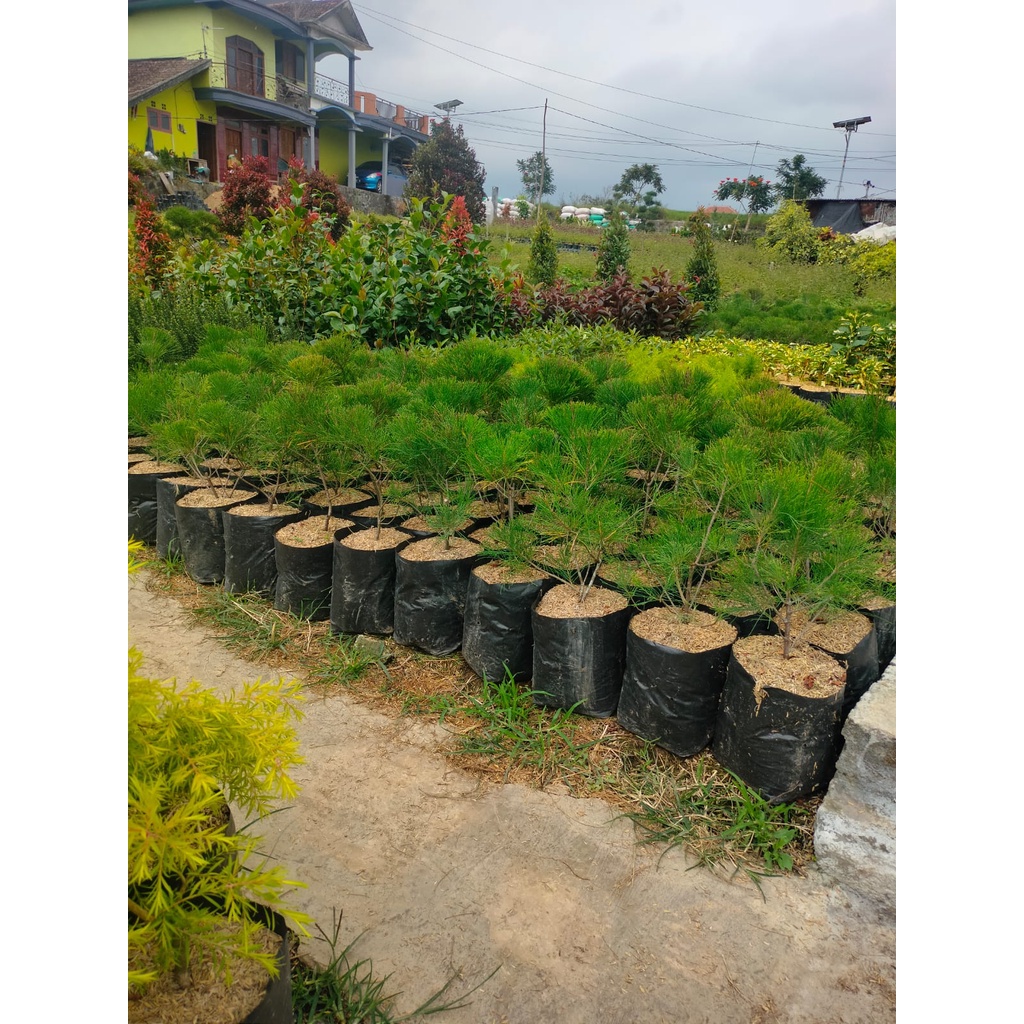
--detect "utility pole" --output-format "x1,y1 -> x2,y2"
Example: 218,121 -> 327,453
730,140 -> 758,240
537,98 -> 548,221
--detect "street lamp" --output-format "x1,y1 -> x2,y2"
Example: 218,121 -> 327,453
434,99 -> 463,119
832,116 -> 871,199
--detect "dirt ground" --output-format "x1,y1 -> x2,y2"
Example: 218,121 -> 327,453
128,573 -> 895,1024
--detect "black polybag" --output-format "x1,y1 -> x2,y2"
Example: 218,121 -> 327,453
462,569 -> 553,683
223,506 -> 305,596
813,627 -> 879,725
860,602 -> 895,674
273,532 -> 340,621
155,476 -> 206,559
531,593 -> 632,718
175,493 -> 255,584
712,652 -> 845,803
330,529 -> 412,636
392,544 -> 481,655
129,467 -> 184,545
616,624 -> 734,757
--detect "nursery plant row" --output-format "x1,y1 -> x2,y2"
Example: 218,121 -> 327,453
128,331 -> 895,803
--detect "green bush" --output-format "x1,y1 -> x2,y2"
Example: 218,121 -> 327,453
758,200 -> 820,264
161,204 -> 222,241
848,241 -> 896,281
596,213 -> 631,282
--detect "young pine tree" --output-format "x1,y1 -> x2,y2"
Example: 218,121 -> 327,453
527,214 -> 558,286
596,212 -> 631,282
685,208 -> 720,311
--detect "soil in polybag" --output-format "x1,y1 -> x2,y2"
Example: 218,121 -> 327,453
531,583 -> 632,718
393,536 -> 482,656
129,462 -> 185,545
617,608 -> 737,758
712,635 -> 846,804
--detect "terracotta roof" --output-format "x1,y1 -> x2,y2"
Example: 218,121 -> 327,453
704,205 -> 738,214
128,58 -> 211,105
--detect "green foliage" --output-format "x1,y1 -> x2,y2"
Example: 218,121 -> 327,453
595,212 -> 631,282
517,150 -> 555,200
685,208 -> 721,311
128,648 -> 308,990
772,154 -> 827,202
714,176 -> 775,217
613,163 -> 665,232
830,311 -> 896,394
406,120 -> 487,223
848,240 -> 896,282
758,200 -> 821,264
527,215 -> 558,286
161,205 -> 222,241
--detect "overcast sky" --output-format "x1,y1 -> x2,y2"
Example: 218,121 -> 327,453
318,0 -> 896,211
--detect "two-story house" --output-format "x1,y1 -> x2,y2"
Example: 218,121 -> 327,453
128,0 -> 431,190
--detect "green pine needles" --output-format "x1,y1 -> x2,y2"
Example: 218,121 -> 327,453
527,214 -> 558,286
685,208 -> 721,311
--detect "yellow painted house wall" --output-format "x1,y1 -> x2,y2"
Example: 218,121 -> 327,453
129,7 -> 287,74
129,85 -> 216,160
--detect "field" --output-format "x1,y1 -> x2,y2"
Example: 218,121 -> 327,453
481,219 -> 896,348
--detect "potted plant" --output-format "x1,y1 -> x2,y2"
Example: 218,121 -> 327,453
128,546 -> 309,1023
711,449 -> 878,802
615,456 -> 741,757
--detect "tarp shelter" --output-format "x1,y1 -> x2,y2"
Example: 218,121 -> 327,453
801,199 -> 896,234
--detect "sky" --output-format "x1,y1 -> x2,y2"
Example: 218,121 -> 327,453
319,0 -> 897,212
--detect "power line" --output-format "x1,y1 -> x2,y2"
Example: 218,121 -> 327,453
352,3 -> 896,138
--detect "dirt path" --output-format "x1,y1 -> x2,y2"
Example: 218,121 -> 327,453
129,574 -> 895,1024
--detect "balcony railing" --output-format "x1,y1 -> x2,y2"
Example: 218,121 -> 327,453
314,72 -> 349,106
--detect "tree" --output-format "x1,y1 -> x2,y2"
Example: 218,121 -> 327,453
713,175 -> 774,233
596,210 -> 631,282
517,151 -> 555,203
527,214 -> 558,286
406,120 -> 487,223
685,208 -> 720,311
773,154 -> 827,202
613,163 -> 665,232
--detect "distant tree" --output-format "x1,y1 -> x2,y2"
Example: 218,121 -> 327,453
517,151 -> 555,204
596,210 -> 631,282
613,163 -> 665,232
406,120 -> 487,223
714,175 -> 775,232
685,207 -> 720,310
773,154 -> 828,202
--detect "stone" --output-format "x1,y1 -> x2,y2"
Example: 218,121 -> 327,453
814,661 -> 896,917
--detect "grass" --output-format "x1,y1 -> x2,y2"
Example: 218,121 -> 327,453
291,909 -> 499,1023
141,547 -> 818,875
481,219 -> 895,347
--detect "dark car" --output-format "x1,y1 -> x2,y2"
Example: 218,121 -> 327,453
354,161 -> 409,194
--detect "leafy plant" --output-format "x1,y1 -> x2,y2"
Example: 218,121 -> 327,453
517,150 -> 555,202
758,200 -> 820,264
128,649 -> 309,990
405,119 -> 487,223
217,155 -> 277,236
772,154 -> 827,203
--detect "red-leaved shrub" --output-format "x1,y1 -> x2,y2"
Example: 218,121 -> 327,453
217,156 -> 276,235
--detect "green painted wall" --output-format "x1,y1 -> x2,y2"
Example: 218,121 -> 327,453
129,83 -> 217,159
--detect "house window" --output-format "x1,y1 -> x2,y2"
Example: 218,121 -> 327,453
251,125 -> 270,159
226,35 -> 265,97
147,107 -> 172,133
275,41 -> 306,82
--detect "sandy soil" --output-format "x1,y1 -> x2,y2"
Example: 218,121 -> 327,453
128,573 -> 895,1024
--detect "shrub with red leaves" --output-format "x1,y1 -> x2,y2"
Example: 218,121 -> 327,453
441,195 -> 474,255
537,269 -> 702,340
131,194 -> 173,286
290,165 -> 351,242
217,155 -> 276,235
